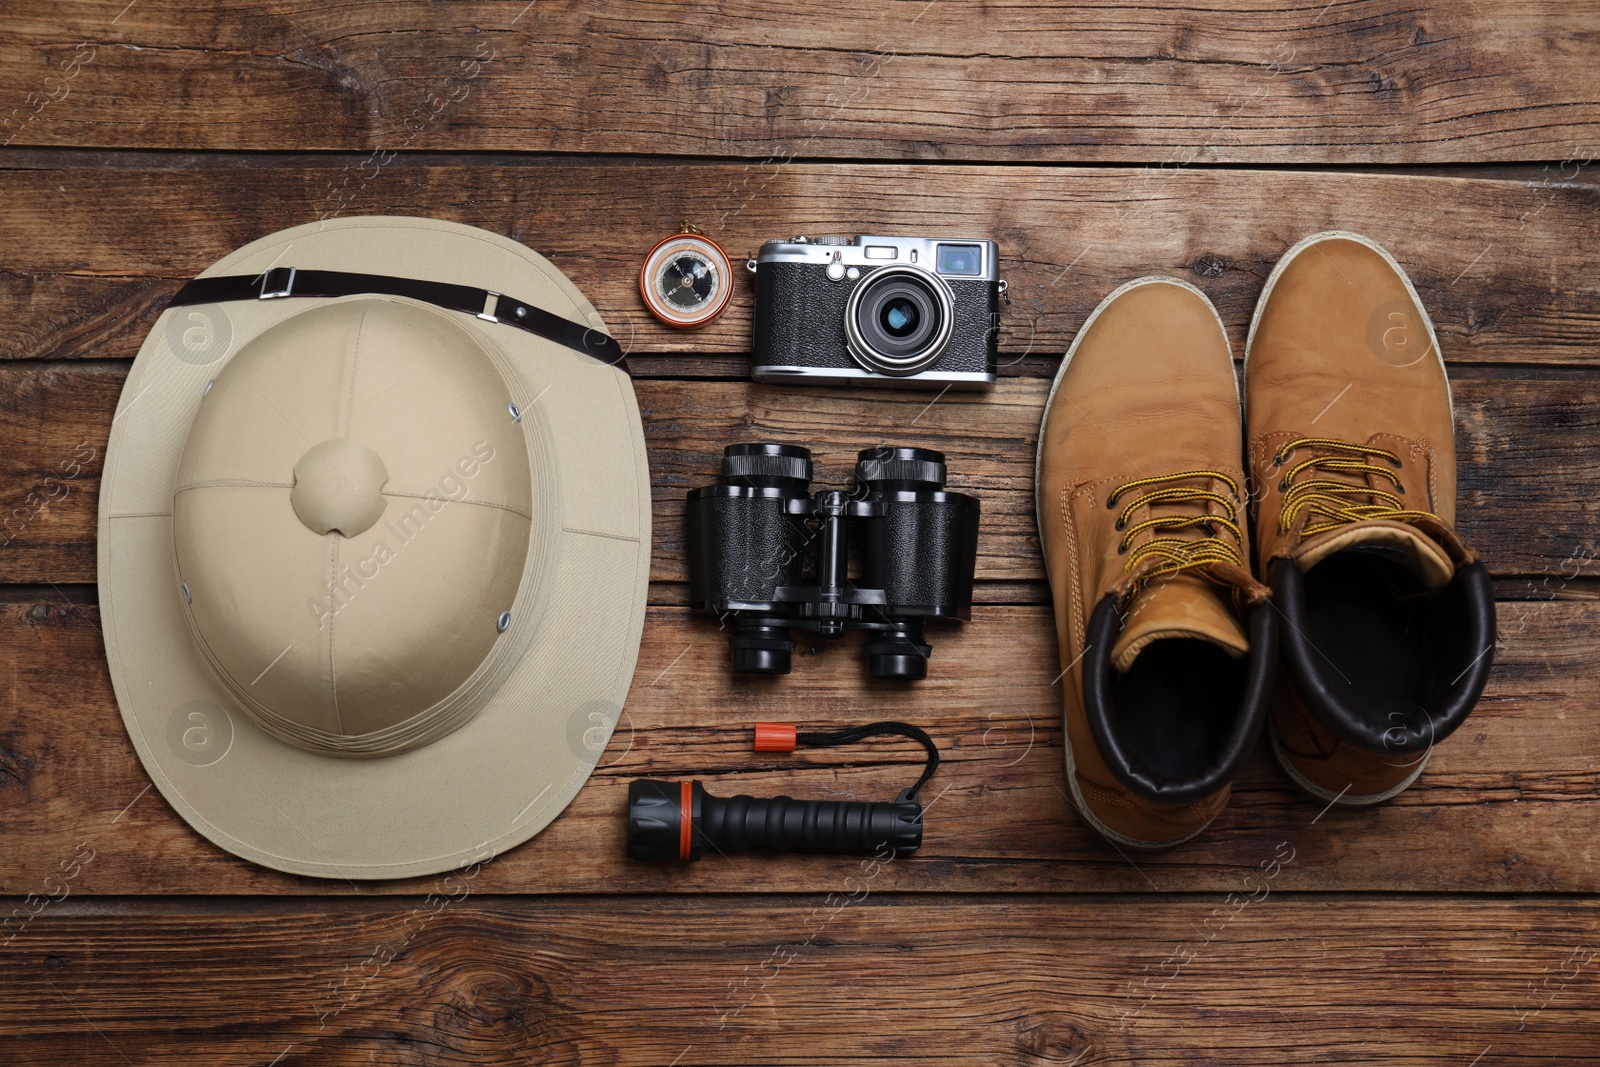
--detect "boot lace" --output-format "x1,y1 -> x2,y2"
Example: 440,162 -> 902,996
1274,437 -> 1442,538
1106,470 -> 1246,587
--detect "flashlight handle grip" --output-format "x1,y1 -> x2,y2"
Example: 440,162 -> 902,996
700,790 -> 923,857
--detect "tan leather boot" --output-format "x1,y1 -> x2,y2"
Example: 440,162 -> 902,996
1037,277 -> 1276,850
1245,232 -> 1496,806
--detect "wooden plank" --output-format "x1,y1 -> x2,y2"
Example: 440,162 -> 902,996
639,373 -> 1600,585
0,363 -> 116,585
1,896 -> 1596,1064
2,1 -> 1598,163
3,158 -> 1598,366
1,594 -> 1594,896
1,365 -> 1594,584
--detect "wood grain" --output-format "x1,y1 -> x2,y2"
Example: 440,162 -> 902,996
2,2 -> 1598,164
639,373 -> 1600,584
1,365 -> 1593,585
2,2 -> 1597,1056
1,896 -> 1597,1064
1,594 -> 1593,896
2,158 -> 1598,365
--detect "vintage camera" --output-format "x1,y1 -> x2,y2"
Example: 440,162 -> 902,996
685,443 -> 980,680
747,235 -> 1006,389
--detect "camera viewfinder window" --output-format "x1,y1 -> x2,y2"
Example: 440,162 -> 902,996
936,244 -> 983,276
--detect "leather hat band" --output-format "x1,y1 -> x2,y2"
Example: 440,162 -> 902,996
169,266 -> 629,372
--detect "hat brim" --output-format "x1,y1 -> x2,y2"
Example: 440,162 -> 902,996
98,217 -> 651,880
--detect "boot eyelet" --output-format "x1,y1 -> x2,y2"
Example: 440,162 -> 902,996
1117,543 -> 1128,555
1390,456 -> 1403,468
1106,495 -> 1119,509
1114,519 -> 1125,531
1278,478 -> 1289,492
1394,483 -> 1405,494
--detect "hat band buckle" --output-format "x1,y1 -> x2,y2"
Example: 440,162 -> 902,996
258,266 -> 297,299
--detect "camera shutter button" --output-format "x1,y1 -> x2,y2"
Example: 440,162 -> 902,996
826,262 -> 846,282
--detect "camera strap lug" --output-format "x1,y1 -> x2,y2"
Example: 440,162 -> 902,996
997,278 -> 1011,305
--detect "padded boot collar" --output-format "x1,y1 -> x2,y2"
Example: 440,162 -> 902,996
1082,592 -> 1277,803
1269,557 -> 1495,754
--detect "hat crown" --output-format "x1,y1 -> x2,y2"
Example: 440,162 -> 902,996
290,439 -> 390,537
172,298 -> 539,756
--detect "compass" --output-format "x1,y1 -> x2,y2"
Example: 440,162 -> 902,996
639,223 -> 734,329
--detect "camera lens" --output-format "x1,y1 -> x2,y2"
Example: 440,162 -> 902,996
881,297 -> 919,337
844,266 -> 955,376
857,275 -> 938,360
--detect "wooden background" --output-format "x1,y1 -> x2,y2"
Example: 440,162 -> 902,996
3,1 -> 1599,1063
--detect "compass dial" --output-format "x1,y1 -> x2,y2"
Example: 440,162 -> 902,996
640,231 -> 734,328
657,253 -> 718,310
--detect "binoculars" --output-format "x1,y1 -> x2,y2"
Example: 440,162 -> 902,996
685,443 -> 980,680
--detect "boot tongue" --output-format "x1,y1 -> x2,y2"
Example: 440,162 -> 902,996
1295,519 -> 1455,590
1110,572 -> 1249,674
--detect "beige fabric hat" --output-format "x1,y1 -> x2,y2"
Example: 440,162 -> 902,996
98,216 -> 651,880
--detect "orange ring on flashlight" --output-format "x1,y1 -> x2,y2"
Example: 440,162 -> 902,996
679,780 -> 694,860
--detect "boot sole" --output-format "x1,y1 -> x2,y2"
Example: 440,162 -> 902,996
1036,275 -> 1238,851
1267,722 -> 1429,807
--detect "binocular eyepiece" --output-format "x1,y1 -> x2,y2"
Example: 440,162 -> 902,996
685,443 -> 980,680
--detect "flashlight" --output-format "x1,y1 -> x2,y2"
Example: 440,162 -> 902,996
625,721 -> 937,861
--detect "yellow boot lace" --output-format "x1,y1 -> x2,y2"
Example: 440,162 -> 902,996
1274,437 -> 1443,538
1106,470 -> 1247,588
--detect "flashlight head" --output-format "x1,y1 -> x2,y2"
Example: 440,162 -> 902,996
626,778 -> 701,861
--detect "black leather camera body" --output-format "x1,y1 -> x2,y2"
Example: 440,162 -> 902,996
747,235 -> 1005,389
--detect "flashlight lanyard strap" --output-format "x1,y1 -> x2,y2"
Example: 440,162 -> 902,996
793,721 -> 940,801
